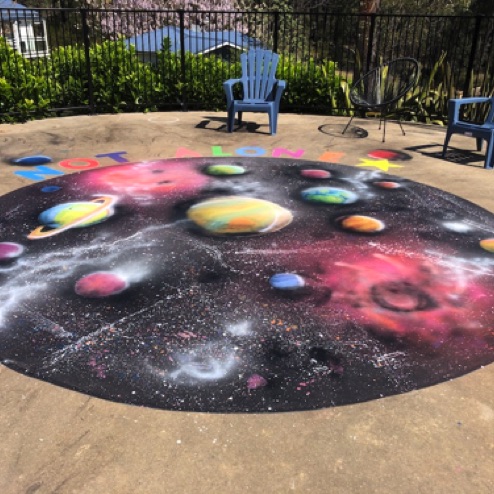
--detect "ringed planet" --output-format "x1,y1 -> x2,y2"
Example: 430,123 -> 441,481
28,195 -> 117,239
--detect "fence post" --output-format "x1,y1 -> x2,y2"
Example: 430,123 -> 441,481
273,11 -> 279,52
178,9 -> 187,111
365,13 -> 376,72
463,15 -> 483,97
80,8 -> 95,114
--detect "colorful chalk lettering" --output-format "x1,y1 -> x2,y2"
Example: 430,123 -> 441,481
9,146 -> 347,181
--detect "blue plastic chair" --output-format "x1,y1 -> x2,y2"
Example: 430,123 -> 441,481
223,49 -> 286,135
443,97 -> 494,169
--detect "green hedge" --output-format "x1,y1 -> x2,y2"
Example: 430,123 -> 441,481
0,37 -> 460,125
0,38 -> 52,120
277,56 -> 347,114
1,37 -> 348,123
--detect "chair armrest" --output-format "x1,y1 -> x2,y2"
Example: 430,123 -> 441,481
223,78 -> 241,106
448,97 -> 493,125
275,80 -> 286,102
453,97 -> 491,105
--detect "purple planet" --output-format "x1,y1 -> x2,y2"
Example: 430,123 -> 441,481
0,242 -> 24,260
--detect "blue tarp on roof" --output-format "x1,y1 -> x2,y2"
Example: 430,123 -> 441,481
126,26 -> 261,54
0,0 -> 40,21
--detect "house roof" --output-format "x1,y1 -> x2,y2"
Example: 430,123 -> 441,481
0,0 -> 40,21
126,26 -> 261,54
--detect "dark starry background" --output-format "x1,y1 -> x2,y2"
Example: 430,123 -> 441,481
1,157 -> 494,413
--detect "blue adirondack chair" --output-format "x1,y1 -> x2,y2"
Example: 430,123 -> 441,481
223,49 -> 286,135
443,96 -> 494,169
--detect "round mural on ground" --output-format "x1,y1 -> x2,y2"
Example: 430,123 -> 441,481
0,157 -> 494,413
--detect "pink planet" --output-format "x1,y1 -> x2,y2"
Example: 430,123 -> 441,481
75,272 -> 128,298
300,169 -> 331,179
0,242 -> 24,260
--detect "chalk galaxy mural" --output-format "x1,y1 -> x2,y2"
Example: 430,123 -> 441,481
1,157 -> 494,413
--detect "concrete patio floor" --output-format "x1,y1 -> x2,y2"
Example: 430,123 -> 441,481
0,112 -> 493,494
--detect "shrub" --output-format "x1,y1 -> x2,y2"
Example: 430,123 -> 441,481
0,38 -> 374,122
277,56 -> 346,113
0,38 -> 51,121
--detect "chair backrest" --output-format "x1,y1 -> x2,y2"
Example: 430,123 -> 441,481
457,97 -> 494,125
350,58 -> 419,108
240,49 -> 280,103
486,98 -> 494,123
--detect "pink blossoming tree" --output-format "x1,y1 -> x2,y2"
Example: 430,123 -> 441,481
87,1 -> 245,38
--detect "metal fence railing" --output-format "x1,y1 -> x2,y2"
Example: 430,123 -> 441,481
1,8 -> 494,121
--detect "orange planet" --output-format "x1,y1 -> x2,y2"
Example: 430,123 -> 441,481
339,215 -> 385,233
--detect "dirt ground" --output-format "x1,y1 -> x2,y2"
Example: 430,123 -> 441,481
0,112 -> 493,494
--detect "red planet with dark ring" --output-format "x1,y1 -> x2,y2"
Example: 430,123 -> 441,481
367,149 -> 412,161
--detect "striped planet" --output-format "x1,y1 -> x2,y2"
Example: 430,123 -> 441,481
187,196 -> 293,235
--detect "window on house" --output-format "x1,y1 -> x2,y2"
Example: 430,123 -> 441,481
33,22 -> 44,38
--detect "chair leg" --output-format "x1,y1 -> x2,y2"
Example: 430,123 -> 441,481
476,137 -> 483,151
238,112 -> 243,126
227,108 -> 236,133
382,117 -> 386,143
268,108 -> 277,135
484,138 -> 494,169
442,131 -> 453,158
342,115 -> 355,135
397,118 -> 406,136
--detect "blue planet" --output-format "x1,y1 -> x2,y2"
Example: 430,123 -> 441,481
12,155 -> 53,166
301,187 -> 358,205
269,273 -> 305,290
41,185 -> 61,193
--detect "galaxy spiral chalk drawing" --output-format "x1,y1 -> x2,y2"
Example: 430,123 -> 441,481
1,157 -> 494,413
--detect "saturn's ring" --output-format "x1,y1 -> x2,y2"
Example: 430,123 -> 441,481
28,196 -> 117,240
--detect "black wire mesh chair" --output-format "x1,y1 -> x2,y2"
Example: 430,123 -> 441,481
342,58 -> 420,142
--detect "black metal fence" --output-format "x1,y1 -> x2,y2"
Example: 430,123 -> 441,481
1,8 -> 494,120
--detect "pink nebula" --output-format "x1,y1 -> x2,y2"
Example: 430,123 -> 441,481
83,160 -> 209,199
315,252 -> 491,345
